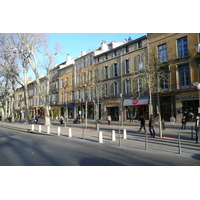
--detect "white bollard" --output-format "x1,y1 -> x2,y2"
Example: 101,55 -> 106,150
111,130 -> 116,141
39,125 -> 42,132
47,126 -> 50,134
98,131 -> 103,143
123,129 -> 127,139
58,127 -> 61,136
31,124 -> 34,131
68,128 -> 72,137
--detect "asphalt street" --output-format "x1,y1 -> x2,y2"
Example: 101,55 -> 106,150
0,123 -> 200,166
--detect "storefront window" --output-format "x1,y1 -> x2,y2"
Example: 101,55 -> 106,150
182,100 -> 198,121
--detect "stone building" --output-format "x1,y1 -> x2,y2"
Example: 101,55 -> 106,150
148,33 -> 200,122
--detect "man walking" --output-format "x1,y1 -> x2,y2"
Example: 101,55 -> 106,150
195,115 -> 200,144
181,116 -> 187,130
149,114 -> 156,137
138,115 -> 146,132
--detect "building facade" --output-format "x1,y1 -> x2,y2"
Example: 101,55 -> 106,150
148,33 -> 200,122
94,36 -> 148,121
13,33 -> 200,123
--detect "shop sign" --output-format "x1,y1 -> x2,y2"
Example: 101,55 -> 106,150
123,97 -> 149,106
176,95 -> 199,100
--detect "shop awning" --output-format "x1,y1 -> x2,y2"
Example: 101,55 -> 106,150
123,97 -> 149,106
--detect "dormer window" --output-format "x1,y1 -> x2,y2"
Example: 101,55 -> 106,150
104,54 -> 108,60
138,41 -> 142,48
125,46 -> 129,53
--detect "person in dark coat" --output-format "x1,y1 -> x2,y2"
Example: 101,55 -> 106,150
195,115 -> 200,144
138,115 -> 146,132
181,116 -> 187,130
149,114 -> 156,137
161,119 -> 166,130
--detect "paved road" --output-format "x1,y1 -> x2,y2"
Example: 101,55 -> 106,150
0,125 -> 200,166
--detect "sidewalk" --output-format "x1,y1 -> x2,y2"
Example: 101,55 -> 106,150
0,118 -> 199,158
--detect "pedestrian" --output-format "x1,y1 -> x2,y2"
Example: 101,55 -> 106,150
107,114 -> 111,125
59,116 -> 64,124
35,115 -> 38,124
161,119 -> 166,130
129,114 -> 133,122
114,113 -> 118,121
149,114 -> 156,137
181,116 -> 187,130
195,115 -> 200,144
138,115 -> 146,132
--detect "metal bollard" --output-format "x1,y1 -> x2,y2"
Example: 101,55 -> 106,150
58,127 -> 61,136
31,124 -> 34,131
123,129 -> 127,139
39,125 -> 42,132
119,129 -> 121,146
191,126 -> 193,140
145,130 -> 148,150
82,126 -> 85,140
178,131 -> 181,154
68,128 -> 72,137
47,126 -> 50,134
111,130 -> 116,141
98,131 -> 103,143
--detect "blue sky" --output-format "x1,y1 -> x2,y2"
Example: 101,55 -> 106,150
47,33 -> 146,64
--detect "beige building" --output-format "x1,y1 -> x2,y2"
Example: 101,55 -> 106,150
94,36 -> 148,121
148,33 -> 200,122
58,54 -> 75,119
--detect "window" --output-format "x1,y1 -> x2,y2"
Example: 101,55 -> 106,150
179,64 -> 190,89
61,79 -> 64,88
77,60 -> 81,69
125,79 -> 131,97
71,76 -> 74,86
125,46 -> 129,53
113,50 -> 118,57
114,63 -> 118,76
114,82 -> 118,97
104,54 -> 108,60
72,91 -> 74,102
177,37 -> 188,58
160,71 -> 169,91
105,66 -> 109,79
82,73 -> 86,85
77,75 -> 80,87
137,54 -> 143,70
66,78 -> 68,86
125,59 -> 130,74
89,70 -> 93,83
105,83 -> 109,96
158,44 -> 167,63
138,41 -> 142,48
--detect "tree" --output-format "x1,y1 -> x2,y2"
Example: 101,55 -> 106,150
0,33 -> 19,122
14,33 -> 60,126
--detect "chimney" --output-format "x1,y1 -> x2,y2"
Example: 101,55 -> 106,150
66,54 -> 71,62
81,50 -> 86,56
101,40 -> 108,52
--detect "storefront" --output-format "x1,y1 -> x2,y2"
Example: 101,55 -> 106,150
103,100 -> 120,121
123,97 -> 149,120
176,92 -> 199,122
